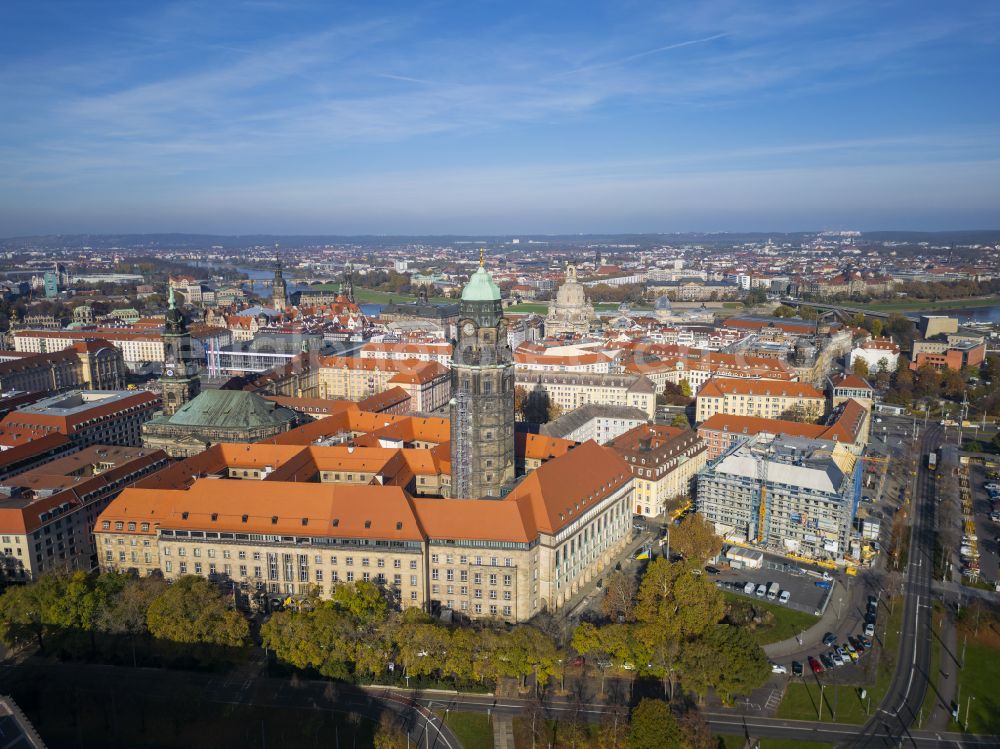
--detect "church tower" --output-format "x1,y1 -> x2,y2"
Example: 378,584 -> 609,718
450,252 -> 515,499
161,286 -> 200,416
272,263 -> 287,312
342,261 -> 355,303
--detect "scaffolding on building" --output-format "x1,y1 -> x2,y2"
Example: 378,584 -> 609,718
452,387 -> 471,499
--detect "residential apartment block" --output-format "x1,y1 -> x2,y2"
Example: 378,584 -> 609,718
0,445 -> 170,581
516,372 -> 657,419
694,378 -> 825,423
0,390 -> 161,449
607,424 -> 708,518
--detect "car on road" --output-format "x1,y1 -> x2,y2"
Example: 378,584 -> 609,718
791,660 -> 803,676
823,632 -> 838,647
864,622 -> 876,638
808,656 -> 823,674
779,590 -> 790,604
771,663 -> 787,674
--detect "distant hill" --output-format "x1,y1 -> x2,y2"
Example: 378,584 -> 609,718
1,229 -> 998,250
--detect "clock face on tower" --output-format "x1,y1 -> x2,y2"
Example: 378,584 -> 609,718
166,368 -> 174,377
462,322 -> 475,337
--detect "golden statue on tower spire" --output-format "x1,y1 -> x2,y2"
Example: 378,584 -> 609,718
479,247 -> 485,267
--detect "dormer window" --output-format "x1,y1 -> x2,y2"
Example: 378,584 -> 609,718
241,514 -> 248,523
271,516 -> 278,524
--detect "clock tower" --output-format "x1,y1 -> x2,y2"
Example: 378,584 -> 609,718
450,252 -> 515,499
161,286 -> 200,416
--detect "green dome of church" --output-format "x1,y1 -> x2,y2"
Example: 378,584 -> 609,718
461,265 -> 502,302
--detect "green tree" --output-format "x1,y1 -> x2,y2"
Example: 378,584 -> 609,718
670,413 -> 688,429
678,379 -> 692,398
668,514 -> 722,564
852,357 -> 869,378
694,624 -> 770,703
96,574 -> 167,666
870,319 -> 884,337
146,576 -> 249,647
0,583 -> 46,650
772,305 -> 796,318
627,699 -> 684,749
635,560 -> 725,641
331,580 -> 389,625
798,305 -> 818,320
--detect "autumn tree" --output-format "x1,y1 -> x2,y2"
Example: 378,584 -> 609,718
679,379 -> 692,398
373,712 -> 408,749
668,514 -> 722,564
671,413 -> 688,429
601,570 -> 638,622
146,576 -> 249,647
634,559 -> 725,642
852,358 -> 869,378
627,699 -> 684,749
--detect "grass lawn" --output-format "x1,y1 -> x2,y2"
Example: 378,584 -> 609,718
350,287 -> 452,304
719,736 -> 833,749
851,296 -> 1000,313
439,710 -> 493,749
952,640 -> 1000,734
777,596 -> 903,724
505,302 -> 549,313
723,592 -> 818,646
722,301 -> 745,309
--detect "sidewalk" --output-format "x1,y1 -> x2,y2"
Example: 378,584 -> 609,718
493,712 -> 515,749
762,579 -> 850,660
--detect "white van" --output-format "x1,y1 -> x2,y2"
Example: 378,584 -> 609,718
744,582 -> 756,595
767,582 -> 780,600
755,583 -> 767,597
779,590 -> 791,604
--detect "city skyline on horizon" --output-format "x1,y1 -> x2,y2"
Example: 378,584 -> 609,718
2,1 -> 999,235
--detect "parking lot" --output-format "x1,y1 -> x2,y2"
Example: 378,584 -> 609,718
714,550 -> 834,616
965,461 -> 1000,585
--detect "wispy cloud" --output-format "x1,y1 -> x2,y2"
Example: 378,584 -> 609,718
556,33 -> 729,76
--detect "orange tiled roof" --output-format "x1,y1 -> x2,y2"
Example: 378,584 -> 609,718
696,378 -> 823,399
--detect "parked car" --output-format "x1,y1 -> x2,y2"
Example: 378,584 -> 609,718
756,583 -> 767,597
771,663 -> 788,674
849,636 -> 866,654
831,651 -> 844,667
820,653 -> 835,670
864,622 -> 876,638
791,660 -> 803,676
704,565 -> 720,575
858,635 -> 873,649
815,580 -> 833,590
809,656 -> 823,674
744,582 -> 756,595
822,632 -> 838,647
779,590 -> 791,604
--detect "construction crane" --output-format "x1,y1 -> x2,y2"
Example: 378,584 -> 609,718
756,448 -> 769,544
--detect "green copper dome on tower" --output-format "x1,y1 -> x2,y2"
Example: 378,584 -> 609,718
461,251 -> 501,302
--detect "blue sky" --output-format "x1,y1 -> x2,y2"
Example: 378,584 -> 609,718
1,0 -> 998,235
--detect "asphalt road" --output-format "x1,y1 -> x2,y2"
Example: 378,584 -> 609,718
845,424 -> 941,748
